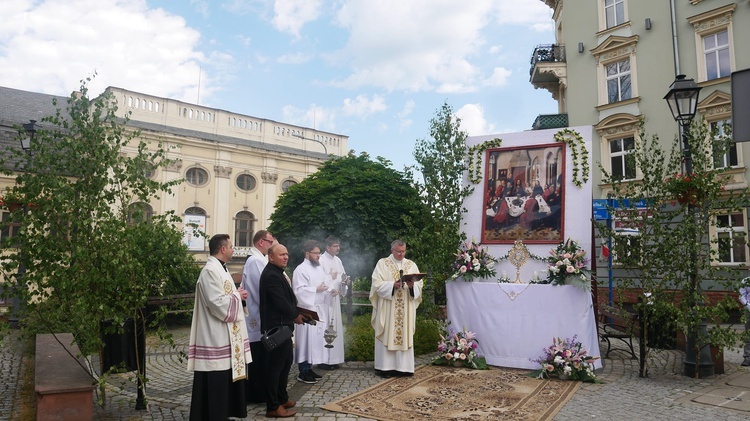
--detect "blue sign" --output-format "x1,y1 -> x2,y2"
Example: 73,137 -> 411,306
592,198 -> 648,220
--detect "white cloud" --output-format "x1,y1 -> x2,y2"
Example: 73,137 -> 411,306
329,0 -> 493,92
492,0 -> 554,32
341,94 -> 387,119
0,0 -> 213,102
484,67 -> 512,88
455,103 -> 495,136
190,0 -> 210,18
271,0 -> 323,39
281,103 -> 336,132
276,52 -> 312,64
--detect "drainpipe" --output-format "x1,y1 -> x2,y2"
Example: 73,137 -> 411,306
670,0 -> 680,75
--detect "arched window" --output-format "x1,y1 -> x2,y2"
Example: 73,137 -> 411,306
128,202 -> 154,224
235,211 -> 256,247
236,174 -> 257,192
281,180 -> 297,192
186,167 -> 209,186
185,207 -> 206,216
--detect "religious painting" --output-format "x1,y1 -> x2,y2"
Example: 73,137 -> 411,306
481,143 -> 565,244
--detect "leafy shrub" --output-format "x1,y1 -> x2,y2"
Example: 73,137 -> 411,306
344,312 -> 442,361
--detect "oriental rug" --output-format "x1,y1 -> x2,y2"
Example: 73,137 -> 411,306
321,365 -> 580,421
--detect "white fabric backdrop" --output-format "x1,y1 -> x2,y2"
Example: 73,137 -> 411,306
446,281 -> 603,370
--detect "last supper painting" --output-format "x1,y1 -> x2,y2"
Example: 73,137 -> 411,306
482,143 -> 565,244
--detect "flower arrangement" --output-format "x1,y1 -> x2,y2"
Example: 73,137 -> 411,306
664,170 -> 725,206
531,336 -> 599,382
432,323 -> 488,370
450,239 -> 497,281
546,238 -> 590,290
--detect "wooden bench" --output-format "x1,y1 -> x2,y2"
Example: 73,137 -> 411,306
35,333 -> 95,421
598,305 -> 638,360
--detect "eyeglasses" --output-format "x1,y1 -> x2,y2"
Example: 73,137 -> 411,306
261,238 -> 273,244
308,251 -> 321,255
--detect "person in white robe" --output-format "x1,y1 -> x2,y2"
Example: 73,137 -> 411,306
369,239 -> 423,378
240,229 -> 275,403
292,240 -> 330,383
188,234 -> 252,421
317,236 -> 347,369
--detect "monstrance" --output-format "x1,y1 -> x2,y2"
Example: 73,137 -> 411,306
507,239 -> 529,283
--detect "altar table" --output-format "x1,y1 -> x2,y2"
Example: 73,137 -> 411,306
446,281 -> 603,370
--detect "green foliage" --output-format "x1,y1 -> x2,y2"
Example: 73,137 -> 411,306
405,102 -> 473,304
343,312 -> 442,361
597,120 -> 750,368
0,75 -> 193,362
344,313 -> 375,361
268,152 -> 429,278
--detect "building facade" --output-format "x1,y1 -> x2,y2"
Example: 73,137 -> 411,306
530,1 -> 750,290
0,85 -> 348,267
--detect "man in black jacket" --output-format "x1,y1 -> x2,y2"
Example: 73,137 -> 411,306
259,244 -> 305,418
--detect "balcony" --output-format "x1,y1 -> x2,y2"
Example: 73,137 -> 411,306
531,114 -> 568,131
529,44 -> 567,98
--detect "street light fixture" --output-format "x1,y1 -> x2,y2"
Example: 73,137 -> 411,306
21,119 -> 37,155
664,75 -> 702,174
664,75 -> 710,378
292,133 -> 328,157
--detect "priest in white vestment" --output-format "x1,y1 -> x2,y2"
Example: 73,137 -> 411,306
240,229 -> 275,403
188,234 -> 252,420
317,236 -> 347,369
292,240 -> 329,383
370,239 -> 423,378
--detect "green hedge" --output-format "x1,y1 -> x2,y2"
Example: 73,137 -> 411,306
344,312 -> 441,361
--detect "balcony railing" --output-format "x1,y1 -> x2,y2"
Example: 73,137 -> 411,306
529,44 -> 566,76
532,114 -> 568,130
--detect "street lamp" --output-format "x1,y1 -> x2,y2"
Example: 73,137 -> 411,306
664,75 -> 710,378
292,133 -> 328,156
664,75 -> 702,174
8,120 -> 37,329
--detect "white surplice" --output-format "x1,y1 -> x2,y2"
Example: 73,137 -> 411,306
318,252 -> 346,365
369,255 -> 422,373
240,246 -> 267,342
292,259 -> 329,365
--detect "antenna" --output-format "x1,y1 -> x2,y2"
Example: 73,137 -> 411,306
197,66 -> 201,105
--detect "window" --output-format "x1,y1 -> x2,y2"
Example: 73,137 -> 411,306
236,174 -> 257,192
689,4 -> 736,82
606,59 -> 631,104
604,0 -> 625,28
704,31 -> 730,81
186,167 -> 208,186
712,119 -> 736,169
281,180 -> 297,192
185,207 -> 206,216
128,202 -> 153,224
1,211 -> 20,245
610,137 -> 636,180
715,212 -> 746,265
234,211 -> 256,247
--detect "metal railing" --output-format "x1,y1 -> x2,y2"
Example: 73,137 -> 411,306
529,44 -> 566,76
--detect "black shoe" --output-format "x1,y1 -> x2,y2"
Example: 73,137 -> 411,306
329,364 -> 340,370
374,369 -> 393,378
296,372 -> 317,384
309,369 -> 322,379
317,364 -> 333,370
742,359 -> 750,367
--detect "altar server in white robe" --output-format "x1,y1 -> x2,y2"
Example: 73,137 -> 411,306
370,239 -> 423,378
188,234 -> 252,421
240,229 -> 275,403
317,236 -> 347,369
292,240 -> 329,384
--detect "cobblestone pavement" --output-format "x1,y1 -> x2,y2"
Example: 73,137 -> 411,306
3,326 -> 750,420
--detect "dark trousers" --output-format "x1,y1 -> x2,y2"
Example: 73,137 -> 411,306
246,341 -> 268,403
189,369 -> 246,421
265,339 -> 293,412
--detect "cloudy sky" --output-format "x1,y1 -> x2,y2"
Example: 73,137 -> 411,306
0,0 -> 556,170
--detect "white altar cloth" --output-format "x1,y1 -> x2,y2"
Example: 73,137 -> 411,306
446,281 -> 603,370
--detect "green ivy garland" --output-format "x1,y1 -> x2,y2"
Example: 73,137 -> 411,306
467,138 -> 504,184
554,129 -> 589,188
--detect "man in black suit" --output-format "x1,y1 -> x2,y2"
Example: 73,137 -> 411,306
259,244 -> 306,418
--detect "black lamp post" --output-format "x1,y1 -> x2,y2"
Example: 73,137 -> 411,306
8,120 -> 36,329
664,75 -> 712,377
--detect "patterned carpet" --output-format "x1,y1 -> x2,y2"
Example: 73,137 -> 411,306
322,364 -> 580,420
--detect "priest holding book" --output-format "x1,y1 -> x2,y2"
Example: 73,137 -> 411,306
369,239 -> 424,378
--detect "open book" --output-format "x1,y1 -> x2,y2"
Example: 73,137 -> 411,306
400,273 -> 427,283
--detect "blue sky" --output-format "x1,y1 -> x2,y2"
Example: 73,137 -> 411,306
0,0 -> 557,171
